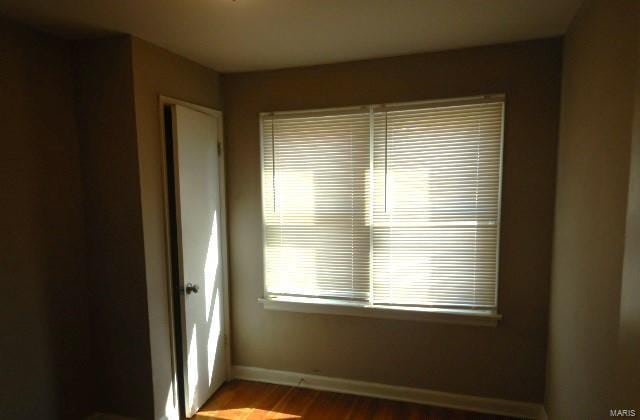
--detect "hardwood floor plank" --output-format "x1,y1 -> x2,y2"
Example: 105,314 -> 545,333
244,385 -> 295,420
348,395 -> 380,420
196,381 -> 286,419
303,390 -> 356,420
270,386 -> 320,418
195,380 -> 521,420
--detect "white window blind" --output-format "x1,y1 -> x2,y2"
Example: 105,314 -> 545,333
371,100 -> 504,309
262,110 -> 371,301
261,96 -> 504,313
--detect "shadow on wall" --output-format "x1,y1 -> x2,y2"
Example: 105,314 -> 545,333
0,18 -> 94,420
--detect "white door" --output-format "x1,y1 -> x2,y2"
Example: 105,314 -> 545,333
171,104 -> 227,418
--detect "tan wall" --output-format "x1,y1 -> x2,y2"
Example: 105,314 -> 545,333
0,19 -> 93,419
222,38 -> 562,402
545,0 -> 640,418
130,37 -> 223,419
72,36 -> 155,418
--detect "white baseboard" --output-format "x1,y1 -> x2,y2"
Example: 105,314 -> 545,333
232,365 -> 545,419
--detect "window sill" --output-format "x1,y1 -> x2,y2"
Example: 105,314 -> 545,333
259,296 -> 501,327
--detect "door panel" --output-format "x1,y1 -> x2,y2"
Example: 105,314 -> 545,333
171,104 -> 226,418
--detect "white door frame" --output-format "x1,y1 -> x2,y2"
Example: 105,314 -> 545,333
158,95 -> 231,416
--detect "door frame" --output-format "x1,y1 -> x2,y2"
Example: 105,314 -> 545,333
158,96 -> 231,417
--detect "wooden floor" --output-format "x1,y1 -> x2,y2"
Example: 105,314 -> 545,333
194,380 -> 519,420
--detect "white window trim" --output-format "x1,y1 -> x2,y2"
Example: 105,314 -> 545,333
259,94 -> 506,327
259,296 -> 501,327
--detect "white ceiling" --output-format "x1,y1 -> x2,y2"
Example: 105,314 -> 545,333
0,0 -> 582,72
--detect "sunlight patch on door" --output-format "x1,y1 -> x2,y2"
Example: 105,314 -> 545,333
163,380 -> 179,420
187,325 -> 198,412
204,211 -> 219,320
207,288 -> 221,386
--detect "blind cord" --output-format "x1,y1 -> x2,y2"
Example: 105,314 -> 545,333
271,117 -> 276,213
384,111 -> 388,213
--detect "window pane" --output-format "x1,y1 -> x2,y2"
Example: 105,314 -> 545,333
262,111 -> 371,300
371,101 -> 503,308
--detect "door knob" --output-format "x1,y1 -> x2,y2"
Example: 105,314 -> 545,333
184,283 -> 199,294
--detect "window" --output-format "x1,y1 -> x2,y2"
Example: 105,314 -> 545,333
260,95 -> 504,324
